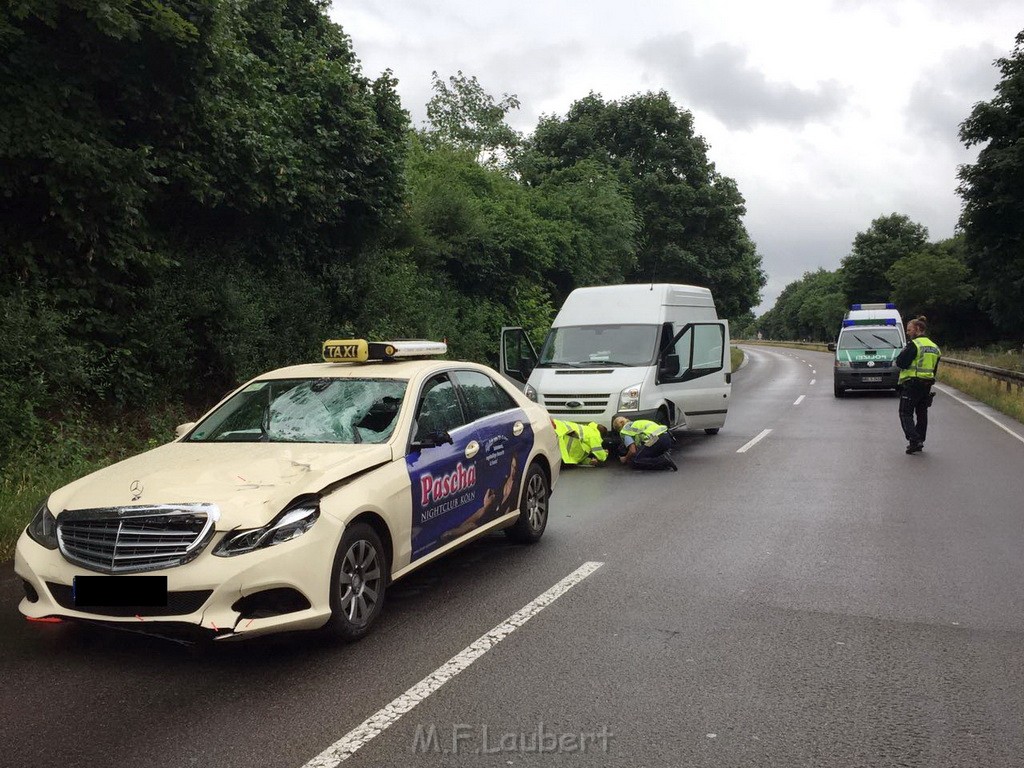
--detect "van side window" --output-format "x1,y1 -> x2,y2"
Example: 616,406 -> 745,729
663,324 -> 724,381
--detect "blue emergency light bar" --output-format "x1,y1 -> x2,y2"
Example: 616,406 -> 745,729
850,303 -> 896,310
843,318 -> 898,327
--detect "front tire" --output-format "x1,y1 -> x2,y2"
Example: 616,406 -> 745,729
324,523 -> 387,642
704,428 -> 720,435
506,462 -> 550,544
834,383 -> 845,398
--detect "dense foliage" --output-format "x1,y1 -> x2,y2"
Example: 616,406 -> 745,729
521,92 -> 766,318
958,30 -> 1024,338
1,0 -> 769,467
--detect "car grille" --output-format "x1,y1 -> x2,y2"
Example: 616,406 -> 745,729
45,582 -> 213,617
57,504 -> 219,574
851,361 -> 893,369
540,392 -> 612,417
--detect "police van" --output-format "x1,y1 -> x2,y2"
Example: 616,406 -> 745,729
828,303 -> 906,397
499,284 -> 731,434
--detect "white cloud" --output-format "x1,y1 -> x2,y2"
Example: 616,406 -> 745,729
332,0 -> 1021,314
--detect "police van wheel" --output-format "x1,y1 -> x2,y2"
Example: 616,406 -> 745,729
325,523 -> 387,642
834,384 -> 845,398
506,463 -> 549,544
704,428 -> 720,435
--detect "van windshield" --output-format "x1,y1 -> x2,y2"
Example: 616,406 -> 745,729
537,324 -> 660,367
838,328 -> 904,350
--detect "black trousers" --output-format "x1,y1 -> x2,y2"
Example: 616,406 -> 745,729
632,434 -> 674,469
899,378 -> 933,443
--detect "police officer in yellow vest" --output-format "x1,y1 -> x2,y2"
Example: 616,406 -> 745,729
895,315 -> 941,454
552,419 -> 609,466
611,417 -> 677,471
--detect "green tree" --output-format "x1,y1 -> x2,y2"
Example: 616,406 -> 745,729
422,70 -> 522,168
886,236 -> 994,345
0,0 -> 408,433
756,269 -> 845,341
958,30 -> 1024,336
521,91 -> 765,316
840,213 -> 929,303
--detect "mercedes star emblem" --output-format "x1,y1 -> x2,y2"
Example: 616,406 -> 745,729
130,480 -> 143,501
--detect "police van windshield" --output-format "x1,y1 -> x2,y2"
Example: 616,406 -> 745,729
838,328 -> 903,350
537,324 -> 659,367
187,378 -> 408,444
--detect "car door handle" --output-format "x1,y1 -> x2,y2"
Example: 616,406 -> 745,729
512,421 -> 524,436
465,440 -> 480,459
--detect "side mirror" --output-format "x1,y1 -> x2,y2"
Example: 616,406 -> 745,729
175,422 -> 197,439
827,342 -> 836,352
659,354 -> 680,378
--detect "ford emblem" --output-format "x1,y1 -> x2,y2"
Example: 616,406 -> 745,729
566,400 -> 582,409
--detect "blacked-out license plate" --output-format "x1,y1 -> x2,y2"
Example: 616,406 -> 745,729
73,576 -> 168,608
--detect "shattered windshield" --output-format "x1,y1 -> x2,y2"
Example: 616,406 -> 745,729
537,324 -> 660,367
187,378 -> 408,444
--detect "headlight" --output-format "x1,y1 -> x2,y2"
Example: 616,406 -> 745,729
835,361 -> 851,369
618,383 -> 643,411
26,500 -> 58,550
524,383 -> 538,402
214,501 -> 320,557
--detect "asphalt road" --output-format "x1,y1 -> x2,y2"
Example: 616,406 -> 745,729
3,344 -> 1024,768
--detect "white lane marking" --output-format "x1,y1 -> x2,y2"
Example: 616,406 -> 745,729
934,384 -> 1024,445
737,429 -> 772,453
301,561 -> 605,768
794,395 -> 805,405
812,370 -> 816,375
810,379 -> 816,385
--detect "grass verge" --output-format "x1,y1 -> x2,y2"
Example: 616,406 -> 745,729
0,405 -> 196,562
938,365 -> 1024,423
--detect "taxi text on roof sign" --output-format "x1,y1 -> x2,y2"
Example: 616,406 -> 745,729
322,339 -> 447,363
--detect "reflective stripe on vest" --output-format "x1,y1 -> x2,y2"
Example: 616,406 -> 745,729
898,336 -> 941,383
621,419 -> 668,446
553,420 -> 607,463
580,422 -> 608,462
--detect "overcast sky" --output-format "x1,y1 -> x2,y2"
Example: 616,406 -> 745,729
331,1 -> 1020,315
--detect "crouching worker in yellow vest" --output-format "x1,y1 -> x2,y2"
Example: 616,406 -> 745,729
552,419 -> 609,466
612,417 -> 677,472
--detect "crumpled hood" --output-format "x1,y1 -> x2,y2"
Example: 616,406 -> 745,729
47,442 -> 395,529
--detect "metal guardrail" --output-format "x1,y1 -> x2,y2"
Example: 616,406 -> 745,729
943,357 -> 1024,393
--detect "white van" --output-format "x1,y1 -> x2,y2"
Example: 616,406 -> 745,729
499,284 -> 731,434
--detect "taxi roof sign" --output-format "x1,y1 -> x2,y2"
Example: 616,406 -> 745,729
322,339 -> 447,363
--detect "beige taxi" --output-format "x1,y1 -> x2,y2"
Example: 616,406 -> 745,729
16,340 -> 560,641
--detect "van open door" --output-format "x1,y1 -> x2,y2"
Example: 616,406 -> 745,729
499,327 -> 539,391
657,321 -> 730,432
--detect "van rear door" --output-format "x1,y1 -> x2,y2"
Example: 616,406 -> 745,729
498,327 -> 539,390
657,321 -> 731,431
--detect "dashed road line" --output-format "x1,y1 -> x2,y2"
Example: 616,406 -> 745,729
737,429 -> 772,453
301,561 -> 605,767
794,395 -> 805,405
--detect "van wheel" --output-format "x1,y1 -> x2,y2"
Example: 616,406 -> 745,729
506,462 -> 549,544
324,523 -> 387,642
704,428 -> 720,435
834,383 -> 845,398
655,406 -> 671,428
